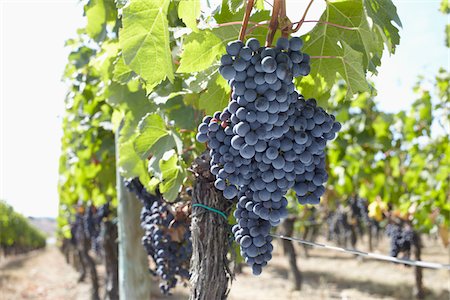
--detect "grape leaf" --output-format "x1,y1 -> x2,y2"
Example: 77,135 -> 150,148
159,150 -> 186,201
441,0 -> 450,13
177,3 -> 270,73
177,30 -> 225,73
301,0 -> 401,99
304,34 -> 370,99
363,0 -> 402,53
134,113 -> 176,160
178,25 -> 266,73
178,0 -> 200,32
228,0 -> 244,12
85,0 -> 117,41
327,0 -> 383,73
113,55 -> 136,84
199,73 -> 230,114
120,0 -> 174,89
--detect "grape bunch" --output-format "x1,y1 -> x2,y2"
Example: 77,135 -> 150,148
96,202 -> 110,221
196,37 -> 341,274
84,205 -> 102,254
126,179 -> 191,294
386,223 -> 414,259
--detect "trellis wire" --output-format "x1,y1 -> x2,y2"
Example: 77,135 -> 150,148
270,234 -> 450,270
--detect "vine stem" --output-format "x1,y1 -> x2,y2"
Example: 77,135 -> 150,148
279,0 -> 290,38
266,0 -> 282,46
246,21 -> 270,34
217,21 -> 257,27
292,0 -> 315,32
239,0 -> 255,41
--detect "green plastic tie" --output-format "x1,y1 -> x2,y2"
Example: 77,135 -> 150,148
192,203 -> 228,221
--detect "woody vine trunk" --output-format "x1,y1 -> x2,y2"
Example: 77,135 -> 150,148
189,153 -> 234,300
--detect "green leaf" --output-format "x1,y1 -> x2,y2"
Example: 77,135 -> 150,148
118,138 -> 149,181
328,0 -> 383,72
113,55 -> 136,84
159,150 -> 185,201
85,0 -> 106,40
162,97 -> 196,130
199,73 -> 230,114
177,30 -> 225,73
106,81 -> 148,109
445,24 -> 450,47
254,0 -> 265,10
372,114 -> 390,138
85,0 -> 117,41
178,10 -> 270,73
441,0 -> 450,14
178,0 -> 200,32
228,0 -> 244,12
214,0 -> 270,23
300,0 -> 402,99
120,0 -> 174,89
306,41 -> 370,99
363,0 -> 402,53
134,113 -> 176,160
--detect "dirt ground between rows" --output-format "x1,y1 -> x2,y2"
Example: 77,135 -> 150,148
1,238 -> 449,300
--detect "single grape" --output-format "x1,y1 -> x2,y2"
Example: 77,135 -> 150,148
246,38 -> 260,51
226,40 -> 244,56
289,37 -> 303,51
261,56 -> 277,73
220,65 -> 236,80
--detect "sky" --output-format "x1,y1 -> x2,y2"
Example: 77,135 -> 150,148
0,0 -> 448,218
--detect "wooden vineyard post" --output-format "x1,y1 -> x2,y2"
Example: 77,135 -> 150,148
102,220 -> 119,300
412,231 -> 425,299
280,216 -> 302,290
190,153 -> 234,300
115,127 -> 152,300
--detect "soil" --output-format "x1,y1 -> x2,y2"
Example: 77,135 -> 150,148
0,238 -> 448,300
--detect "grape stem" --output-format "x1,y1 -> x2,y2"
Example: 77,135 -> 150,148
239,0 -> 255,41
264,0 -> 273,7
266,0 -> 282,46
292,0 -> 315,32
246,21 -> 270,34
218,21 -> 258,27
279,0 -> 290,38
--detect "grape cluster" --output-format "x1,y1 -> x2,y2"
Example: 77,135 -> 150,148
386,223 -> 414,258
96,202 -> 110,221
126,179 -> 191,294
196,37 -> 341,274
327,205 -> 352,246
84,205 -> 102,254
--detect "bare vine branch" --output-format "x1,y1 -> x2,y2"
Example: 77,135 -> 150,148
246,21 -> 270,34
266,0 -> 282,47
217,21 -> 257,27
239,0 -> 255,41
